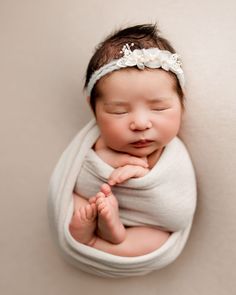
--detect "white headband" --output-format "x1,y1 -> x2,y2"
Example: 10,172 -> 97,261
87,44 -> 185,96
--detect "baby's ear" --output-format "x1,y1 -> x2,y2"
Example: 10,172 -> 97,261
86,96 -> 90,104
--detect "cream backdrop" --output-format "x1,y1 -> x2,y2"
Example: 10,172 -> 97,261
1,0 -> 236,294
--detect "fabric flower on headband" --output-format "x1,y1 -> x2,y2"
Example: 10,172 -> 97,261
117,44 -> 183,74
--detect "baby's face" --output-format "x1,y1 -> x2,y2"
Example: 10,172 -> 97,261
94,68 -> 182,158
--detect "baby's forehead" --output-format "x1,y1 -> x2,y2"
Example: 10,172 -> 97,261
96,68 -> 177,94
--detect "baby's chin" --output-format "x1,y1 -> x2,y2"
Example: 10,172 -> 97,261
110,144 -> 160,158
125,148 -> 157,158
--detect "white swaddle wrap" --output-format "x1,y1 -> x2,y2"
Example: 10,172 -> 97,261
48,119 -> 197,278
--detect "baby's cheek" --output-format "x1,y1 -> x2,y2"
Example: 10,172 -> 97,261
105,124 -> 124,138
160,117 -> 181,139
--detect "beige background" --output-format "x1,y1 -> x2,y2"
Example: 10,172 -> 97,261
1,0 -> 236,294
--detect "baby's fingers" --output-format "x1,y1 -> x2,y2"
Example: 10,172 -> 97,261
108,168 -> 123,185
108,166 -> 149,185
121,155 -> 148,168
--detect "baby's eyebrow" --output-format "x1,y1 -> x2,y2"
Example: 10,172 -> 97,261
104,101 -> 129,106
148,97 -> 170,102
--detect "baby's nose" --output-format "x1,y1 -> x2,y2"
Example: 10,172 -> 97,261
129,114 -> 152,131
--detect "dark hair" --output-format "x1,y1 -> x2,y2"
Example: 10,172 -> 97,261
84,24 -> 184,112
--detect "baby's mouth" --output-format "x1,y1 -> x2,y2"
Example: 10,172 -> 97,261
131,140 -> 153,148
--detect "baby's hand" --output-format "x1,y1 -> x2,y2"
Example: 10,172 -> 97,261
96,148 -> 148,169
108,165 -> 149,186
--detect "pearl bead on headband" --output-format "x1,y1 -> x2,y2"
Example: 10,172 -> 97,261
86,43 -> 185,96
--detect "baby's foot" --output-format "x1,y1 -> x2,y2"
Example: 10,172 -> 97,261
69,203 -> 97,246
93,183 -> 126,244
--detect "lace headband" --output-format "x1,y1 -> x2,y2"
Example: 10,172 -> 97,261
87,44 -> 185,96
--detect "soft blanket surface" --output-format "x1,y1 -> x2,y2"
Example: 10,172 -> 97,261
48,119 -> 197,278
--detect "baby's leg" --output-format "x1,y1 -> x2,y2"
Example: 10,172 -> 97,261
89,184 -> 126,244
89,184 -> 170,256
69,193 -> 97,246
92,226 -> 170,257
70,191 -> 170,256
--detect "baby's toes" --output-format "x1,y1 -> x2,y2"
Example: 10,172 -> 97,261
85,204 -> 97,220
101,183 -> 112,196
99,205 -> 109,217
90,203 -> 97,218
95,192 -> 105,205
88,196 -> 97,204
96,192 -> 105,199
97,199 -> 106,213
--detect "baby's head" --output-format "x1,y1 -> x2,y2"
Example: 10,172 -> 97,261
84,23 -> 185,113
